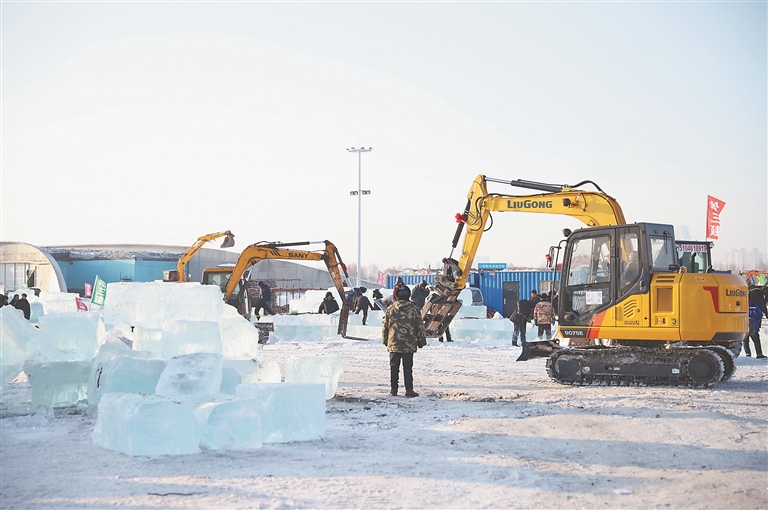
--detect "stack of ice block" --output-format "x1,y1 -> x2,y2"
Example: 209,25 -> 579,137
219,366 -> 242,395
235,382 -> 326,443
92,393 -> 202,456
0,307 -> 40,386
285,356 -> 343,399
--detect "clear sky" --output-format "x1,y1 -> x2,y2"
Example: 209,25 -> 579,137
2,1 -> 766,270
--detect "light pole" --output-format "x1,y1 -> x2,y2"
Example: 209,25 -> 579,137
347,146 -> 372,287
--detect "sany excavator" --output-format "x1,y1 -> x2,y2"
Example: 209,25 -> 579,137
423,175 -> 748,387
201,240 -> 367,341
164,230 -> 236,282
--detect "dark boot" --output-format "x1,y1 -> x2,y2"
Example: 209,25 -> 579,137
405,390 -> 419,398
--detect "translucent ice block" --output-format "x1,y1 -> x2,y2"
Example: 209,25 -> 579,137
24,361 -> 91,407
285,356 -> 343,399
103,282 -> 224,329
155,353 -> 223,402
133,327 -> 162,358
1,307 -> 40,386
37,312 -> 105,362
235,382 -> 326,443
39,291 -> 79,314
220,366 -> 242,395
91,356 -> 168,409
220,313 -> 261,359
92,393 -> 201,457
161,320 -> 222,359
224,359 -> 260,384
87,342 -> 154,413
196,399 -> 262,451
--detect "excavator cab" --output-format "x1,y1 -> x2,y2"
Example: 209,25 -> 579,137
557,223 -> 674,328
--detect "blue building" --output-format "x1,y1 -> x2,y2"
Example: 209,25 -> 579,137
387,269 -> 560,318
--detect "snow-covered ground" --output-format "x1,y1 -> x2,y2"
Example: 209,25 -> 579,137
1,335 -> 766,509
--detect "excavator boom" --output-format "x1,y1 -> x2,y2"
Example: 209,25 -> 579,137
205,240 -> 364,340
424,174 -> 625,337
169,230 -> 235,283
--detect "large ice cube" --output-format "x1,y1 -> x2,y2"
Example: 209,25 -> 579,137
87,342 -> 154,413
224,359 -> 260,384
93,393 -> 201,456
102,282 -> 224,329
24,361 -> 90,407
220,366 -> 242,395
161,320 -> 222,359
155,353 -> 223,402
39,291 -> 79,314
196,399 -> 262,451
1,307 -> 40,386
133,327 -> 162,358
235,383 -> 326,443
220,312 -> 261,359
285,356 -> 343,399
37,312 -> 105,362
91,356 -> 168,409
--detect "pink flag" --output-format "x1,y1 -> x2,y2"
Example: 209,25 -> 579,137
376,271 -> 385,286
84,283 -> 93,298
76,297 -> 89,311
706,195 -> 726,240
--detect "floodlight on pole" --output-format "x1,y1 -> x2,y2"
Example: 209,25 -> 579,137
346,146 -> 372,287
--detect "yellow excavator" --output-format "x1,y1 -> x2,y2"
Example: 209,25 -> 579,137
423,174 -> 748,387
201,240 -> 367,341
164,230 -> 236,282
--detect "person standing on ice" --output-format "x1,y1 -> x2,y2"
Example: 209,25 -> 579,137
533,293 -> 555,340
16,293 -> 31,320
745,292 -> 766,358
382,285 -> 426,397
353,287 -> 373,325
318,291 -> 340,314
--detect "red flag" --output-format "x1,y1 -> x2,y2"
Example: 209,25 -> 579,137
706,195 -> 726,240
84,283 -> 93,298
76,297 -> 88,311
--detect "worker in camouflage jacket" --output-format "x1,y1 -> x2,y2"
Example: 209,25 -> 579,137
382,285 -> 426,397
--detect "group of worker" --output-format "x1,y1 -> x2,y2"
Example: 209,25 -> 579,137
0,292 -> 31,320
509,289 -> 558,346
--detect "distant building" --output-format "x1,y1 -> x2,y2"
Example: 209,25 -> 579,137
1,241 -> 354,297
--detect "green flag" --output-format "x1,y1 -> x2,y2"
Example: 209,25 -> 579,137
92,276 -> 108,307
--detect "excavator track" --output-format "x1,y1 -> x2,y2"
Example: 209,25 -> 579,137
546,346 -> 728,388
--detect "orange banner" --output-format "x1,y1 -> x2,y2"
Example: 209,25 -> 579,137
706,195 -> 726,240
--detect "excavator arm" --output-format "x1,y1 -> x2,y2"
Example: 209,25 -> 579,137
172,230 -> 235,282
423,174 -> 626,337
221,240 -> 364,340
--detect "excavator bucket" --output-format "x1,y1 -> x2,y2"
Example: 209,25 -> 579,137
220,233 -> 236,249
516,339 -> 562,361
421,296 -> 463,337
